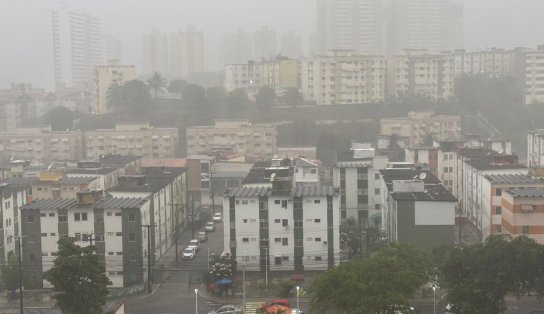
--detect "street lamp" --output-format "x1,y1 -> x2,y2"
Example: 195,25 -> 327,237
194,288 -> 198,314
296,286 -> 300,312
432,285 -> 437,314
9,235 -> 26,314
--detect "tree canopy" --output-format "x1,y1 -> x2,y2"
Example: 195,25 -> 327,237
226,89 -> 250,114
167,79 -> 188,94
44,106 -> 77,131
282,87 -> 304,107
310,243 -> 432,314
440,235 -> 544,314
256,86 -> 276,108
182,83 -> 208,110
147,72 -> 166,100
106,79 -> 151,111
43,238 -> 112,314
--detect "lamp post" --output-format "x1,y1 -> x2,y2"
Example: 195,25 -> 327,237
296,286 -> 300,312
432,285 -> 437,314
9,235 -> 26,314
194,288 -> 198,314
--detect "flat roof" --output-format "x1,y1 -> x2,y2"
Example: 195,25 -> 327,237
391,184 -> 457,202
484,174 -> 544,185
465,160 -> 526,171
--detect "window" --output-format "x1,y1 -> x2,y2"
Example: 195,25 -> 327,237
311,168 -> 317,174
116,232 -> 122,236
250,219 -> 256,222
315,237 -> 321,242
250,200 -> 256,204
50,233 -> 56,237
74,213 -> 80,221
107,232 -> 114,236
74,233 -> 81,242
128,213 -> 136,222
375,173 -> 379,180
282,219 -> 288,227
314,199 -> 321,204
129,234 -> 136,242
41,233 -> 47,237
274,238 -> 281,243
251,238 -> 257,242
129,255 -> 136,261
274,219 -> 281,223
58,214 -> 67,222
495,207 -> 502,215
315,256 -> 322,261
274,200 -> 281,205
82,233 -> 89,241
49,213 -> 55,217
294,220 -> 303,228
314,219 -> 321,223
443,167 -> 449,173
243,219 -> 248,223
108,252 -> 114,256
282,238 -> 288,246
242,238 -> 249,243
41,213 -> 46,217
27,215 -> 34,223
496,188 -> 502,196
116,252 -> 123,256
496,225 -> 502,233
307,237 -> 313,241
95,235 -> 104,241
81,213 -> 88,221
115,212 -> 122,217
375,204 -> 380,210
242,200 -> 248,205
95,213 -> 104,222
375,188 -> 380,195
281,200 -> 288,208
275,257 -> 282,265
107,212 -> 112,216
282,256 -> 289,261
523,226 -> 530,234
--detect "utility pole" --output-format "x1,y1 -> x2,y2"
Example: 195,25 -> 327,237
242,252 -> 246,314
142,224 -> 155,294
265,247 -> 268,286
175,209 -> 179,263
210,171 -> 215,215
191,200 -> 195,239
16,236 -> 23,314
458,206 -> 463,244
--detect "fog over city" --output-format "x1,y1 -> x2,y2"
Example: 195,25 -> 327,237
2,0 -> 544,89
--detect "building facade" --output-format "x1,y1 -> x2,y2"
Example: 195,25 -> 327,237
94,61 -> 136,114
500,189 -> 544,244
0,184 -> 28,264
186,120 -> 277,157
523,45 -> 544,105
380,112 -> 461,145
528,130 -> 544,167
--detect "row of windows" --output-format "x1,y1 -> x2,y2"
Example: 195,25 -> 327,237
28,212 -> 136,223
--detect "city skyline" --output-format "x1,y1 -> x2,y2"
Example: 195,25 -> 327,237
2,0 -> 544,90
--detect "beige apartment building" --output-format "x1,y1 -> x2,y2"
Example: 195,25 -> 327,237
84,123 -> 178,160
501,189 -> 544,244
94,60 -> 136,114
380,111 -> 461,145
186,119 -> 277,157
453,49 -> 517,78
301,50 -> 388,105
0,126 -> 84,162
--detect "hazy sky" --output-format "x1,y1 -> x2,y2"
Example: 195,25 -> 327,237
1,0 -> 544,91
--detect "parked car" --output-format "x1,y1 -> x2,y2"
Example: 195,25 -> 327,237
196,231 -> 208,242
182,247 -> 196,259
205,221 -> 216,231
208,304 -> 242,314
260,299 -> 291,310
213,212 -> 223,222
188,239 -> 200,251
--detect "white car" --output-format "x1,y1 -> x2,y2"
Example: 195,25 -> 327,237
213,212 -> 222,222
182,247 -> 196,259
208,304 -> 242,314
188,239 -> 200,251
205,221 -> 216,231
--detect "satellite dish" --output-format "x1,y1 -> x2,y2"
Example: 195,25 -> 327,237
419,172 -> 427,180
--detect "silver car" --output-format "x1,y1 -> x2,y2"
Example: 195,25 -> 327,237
208,304 -> 242,314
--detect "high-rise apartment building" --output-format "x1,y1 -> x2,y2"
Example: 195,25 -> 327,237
317,0 -> 386,54
93,60 -> 136,114
219,30 -> 253,67
280,31 -> 303,59
253,26 -> 278,60
522,45 -> 544,105
101,34 -> 123,63
52,4 -> 102,90
142,27 -> 204,78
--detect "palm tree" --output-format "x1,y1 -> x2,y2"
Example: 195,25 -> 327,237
147,72 -> 166,101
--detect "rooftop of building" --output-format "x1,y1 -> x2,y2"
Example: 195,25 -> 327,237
505,188 -> 544,198
390,184 -> 457,202
484,174 -> 544,185
107,171 -> 183,194
0,177 -> 40,186
379,168 -> 456,202
21,197 -> 147,211
21,198 -> 77,211
379,169 -> 441,185
457,147 -> 499,158
57,176 -> 98,185
66,167 -> 121,175
465,159 -> 526,171
92,197 -> 148,209
0,183 -> 27,198
99,154 -> 141,166
294,158 -> 318,168
141,159 -> 187,168
227,183 -> 335,198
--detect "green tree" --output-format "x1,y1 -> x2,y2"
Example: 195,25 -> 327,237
44,106 -> 77,131
441,235 -> 544,314
256,86 -> 276,108
147,72 -> 166,100
207,86 -> 228,108
167,79 -> 188,94
310,243 -> 432,314
208,255 -> 237,282
282,87 -> 304,107
0,253 -> 22,298
182,83 -> 208,110
226,89 -> 250,114
106,80 -> 151,112
43,238 -> 112,314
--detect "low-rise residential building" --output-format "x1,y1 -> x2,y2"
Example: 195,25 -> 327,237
333,144 -> 389,226
500,189 -> 544,244
186,120 -> 277,157
0,183 -> 28,264
380,111 -> 461,145
84,123 -> 179,159
66,156 -> 141,191
94,60 -> 137,114
380,169 -> 457,250
481,174 -> 544,241
20,192 -> 151,288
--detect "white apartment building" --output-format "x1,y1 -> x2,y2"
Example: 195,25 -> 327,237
333,144 -> 388,226
101,34 -> 123,64
224,62 -> 263,93
528,130 -> 544,167
294,158 -> 319,183
0,184 -> 28,264
301,51 -> 387,105
186,119 -> 277,157
0,126 -> 84,163
94,61 -> 136,114
386,53 -> 455,100
20,193 -> 151,288
523,45 -> 544,105
52,4 -> 102,89
84,123 -> 178,160
223,173 -> 340,272
453,49 -> 517,78
380,112 -> 461,145
142,29 -> 169,77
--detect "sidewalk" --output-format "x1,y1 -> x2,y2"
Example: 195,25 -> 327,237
155,225 -> 195,267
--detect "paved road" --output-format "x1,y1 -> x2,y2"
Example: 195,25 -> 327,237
125,220 -> 226,314
0,309 -> 60,314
